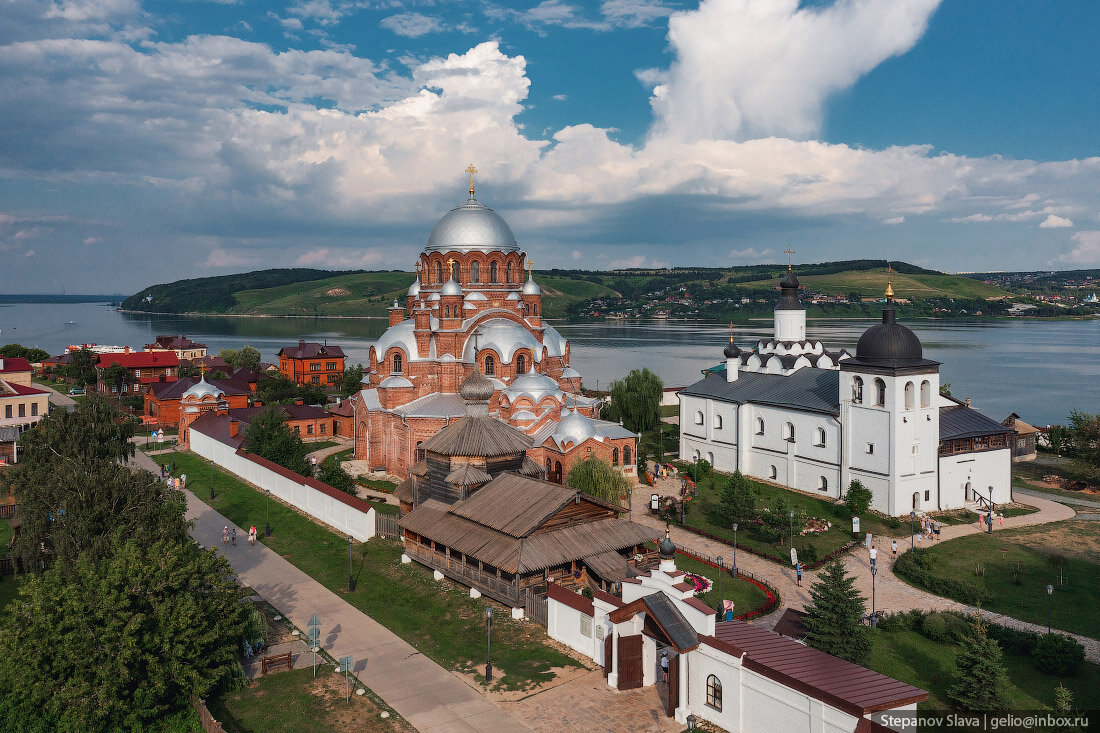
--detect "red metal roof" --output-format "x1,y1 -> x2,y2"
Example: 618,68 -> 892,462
713,621 -> 927,715
3,382 -> 49,396
96,351 -> 180,369
0,358 -> 32,373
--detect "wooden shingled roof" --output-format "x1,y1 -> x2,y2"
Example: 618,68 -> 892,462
449,473 -> 583,537
420,415 -> 532,458
445,463 -> 493,486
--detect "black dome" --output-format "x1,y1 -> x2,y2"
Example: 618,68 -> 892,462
856,304 -> 922,362
659,525 -> 675,558
779,270 -> 799,289
775,268 -> 805,311
723,340 -> 741,358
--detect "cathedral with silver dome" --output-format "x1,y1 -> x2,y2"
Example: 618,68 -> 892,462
352,170 -> 636,482
680,267 -> 1012,516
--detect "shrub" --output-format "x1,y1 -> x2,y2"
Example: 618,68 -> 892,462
878,609 -> 924,633
921,612 -> 949,643
985,623 -> 1040,657
843,480 -> 873,516
798,544 -> 819,564
1032,633 -> 1086,677
893,547 -> 992,606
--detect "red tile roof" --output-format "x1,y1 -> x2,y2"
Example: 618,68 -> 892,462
0,358 -> 32,373
279,341 -> 346,360
2,382 -> 49,396
96,351 -> 179,369
547,582 -> 594,616
712,622 -> 927,715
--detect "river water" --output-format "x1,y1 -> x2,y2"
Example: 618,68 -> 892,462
1,302 -> 1096,427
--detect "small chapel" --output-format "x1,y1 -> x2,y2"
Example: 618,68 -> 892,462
352,168 -> 636,483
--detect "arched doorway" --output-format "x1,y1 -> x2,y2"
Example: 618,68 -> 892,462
912,492 -> 920,510
965,481 -> 972,502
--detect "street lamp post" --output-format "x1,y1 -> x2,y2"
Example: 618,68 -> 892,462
910,511 -> 917,549
485,606 -> 493,683
716,555 -> 723,615
732,523 -> 739,577
987,491 -> 994,535
871,565 -> 878,627
265,489 -> 271,537
1047,584 -> 1054,633
348,535 -> 355,592
789,510 -> 795,549
209,459 -> 214,501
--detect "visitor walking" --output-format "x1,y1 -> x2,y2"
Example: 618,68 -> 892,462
795,561 -> 803,587
998,512 -> 1004,528
231,527 -> 237,546
869,545 -> 877,569
933,520 -> 941,540
180,473 -> 186,488
891,539 -> 897,558
249,526 -> 257,545
222,526 -> 229,546
661,652 -> 669,683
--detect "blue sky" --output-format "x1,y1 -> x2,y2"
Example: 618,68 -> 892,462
1,0 -> 1099,293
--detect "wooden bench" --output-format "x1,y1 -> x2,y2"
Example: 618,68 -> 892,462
261,652 -> 292,674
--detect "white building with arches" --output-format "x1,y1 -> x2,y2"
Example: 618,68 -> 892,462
679,274 -> 1011,515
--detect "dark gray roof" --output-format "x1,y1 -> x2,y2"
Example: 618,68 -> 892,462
680,370 -> 841,416
643,593 -> 699,651
939,405 -> 1013,441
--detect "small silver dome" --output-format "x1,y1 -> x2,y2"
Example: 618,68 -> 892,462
378,375 -> 414,389
505,369 -> 561,402
522,274 -> 541,296
553,408 -> 597,446
426,197 -> 519,254
182,375 -> 223,401
407,279 -> 421,297
441,278 -> 463,296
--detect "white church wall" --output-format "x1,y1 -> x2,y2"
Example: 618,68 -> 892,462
939,448 -> 1012,509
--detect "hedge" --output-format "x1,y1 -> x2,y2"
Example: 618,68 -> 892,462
892,546 -> 993,606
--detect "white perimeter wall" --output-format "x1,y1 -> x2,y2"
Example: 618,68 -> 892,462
546,598 -> 609,665
939,448 -> 1012,509
190,430 -> 376,542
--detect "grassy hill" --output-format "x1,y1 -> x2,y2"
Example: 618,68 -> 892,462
740,268 -> 1007,300
229,272 -> 416,317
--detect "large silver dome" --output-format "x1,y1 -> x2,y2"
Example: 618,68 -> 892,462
426,197 -> 519,254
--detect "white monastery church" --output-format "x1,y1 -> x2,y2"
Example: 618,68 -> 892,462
679,265 -> 1012,516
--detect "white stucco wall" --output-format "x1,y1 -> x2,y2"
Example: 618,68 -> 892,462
939,448 -> 1012,509
190,429 -> 377,542
546,597 -> 608,664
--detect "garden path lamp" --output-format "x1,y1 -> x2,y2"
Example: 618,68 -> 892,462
871,565 -> 878,626
910,511 -> 916,549
265,489 -> 271,537
732,523 -> 739,577
348,535 -> 355,592
485,606 -> 493,683
716,555 -> 723,614
209,459 -> 214,501
789,510 -> 795,548
687,714 -> 697,730
1047,584 -> 1053,633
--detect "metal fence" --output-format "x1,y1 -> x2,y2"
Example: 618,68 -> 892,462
525,591 -> 549,628
375,512 -> 399,538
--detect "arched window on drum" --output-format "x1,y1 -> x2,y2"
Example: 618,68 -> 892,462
434,261 -> 443,284
392,353 -> 403,374
516,354 -> 527,374
471,260 -> 480,283
490,261 -> 499,283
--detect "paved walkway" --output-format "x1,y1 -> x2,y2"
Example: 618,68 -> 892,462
628,489 -> 1100,661
128,450 -> 531,733
304,438 -> 352,464
1015,486 -> 1100,509
36,383 -> 77,412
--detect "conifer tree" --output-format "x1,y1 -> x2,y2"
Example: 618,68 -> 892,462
803,558 -> 870,664
716,471 -> 756,526
947,620 -> 1010,713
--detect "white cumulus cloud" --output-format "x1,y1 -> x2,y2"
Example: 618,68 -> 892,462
381,13 -> 446,38
881,216 -> 905,225
1056,231 -> 1100,266
728,247 -> 773,262
1039,214 -> 1073,228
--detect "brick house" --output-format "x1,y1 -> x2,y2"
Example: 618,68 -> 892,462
278,341 -> 345,387
144,335 -> 207,361
352,181 -> 635,482
329,397 -> 355,438
95,349 -> 179,396
179,395 -> 334,449
230,400 -> 335,441
144,374 -> 253,428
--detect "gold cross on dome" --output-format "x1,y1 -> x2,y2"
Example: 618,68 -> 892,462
886,262 -> 895,299
785,245 -> 796,270
729,321 -> 734,341
527,259 -> 533,278
465,164 -> 478,197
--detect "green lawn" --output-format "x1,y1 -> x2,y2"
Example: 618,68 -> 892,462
209,666 -> 406,733
0,520 -> 12,550
675,468 -> 894,565
357,478 -> 398,493
895,527 -> 1100,638
158,452 -> 581,691
868,628 -> 1100,711
658,549 -> 770,618
0,576 -> 25,613
304,440 -> 340,453
1012,453 -> 1097,501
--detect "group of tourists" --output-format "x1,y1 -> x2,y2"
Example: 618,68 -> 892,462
221,525 -> 258,546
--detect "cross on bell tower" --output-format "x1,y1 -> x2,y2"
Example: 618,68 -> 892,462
785,245 -> 796,271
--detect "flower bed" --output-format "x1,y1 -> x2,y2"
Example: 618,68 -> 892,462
799,517 -> 832,536
673,548 -> 779,621
682,572 -> 712,595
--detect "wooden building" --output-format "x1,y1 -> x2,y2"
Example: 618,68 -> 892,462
1002,412 -> 1039,462
278,340 -> 345,387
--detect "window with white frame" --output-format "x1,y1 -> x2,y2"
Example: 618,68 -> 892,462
694,410 -> 704,425
814,427 -> 826,447
706,674 -> 722,710
819,476 -> 828,491
714,414 -> 723,429
756,417 -> 765,435
784,422 -> 795,441
769,465 -> 777,479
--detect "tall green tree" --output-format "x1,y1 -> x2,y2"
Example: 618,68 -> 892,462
64,348 -> 98,386
716,471 -> 756,527
1065,410 -> 1100,482
319,455 -> 355,494
219,345 -> 262,371
339,364 -> 364,398
2,397 -> 187,572
947,620 -> 1010,713
803,558 -> 870,665
0,344 -> 49,363
243,405 -> 311,475
256,374 -> 328,405
566,456 -> 630,506
604,368 -> 662,434
0,538 -> 248,730
100,362 -> 130,393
